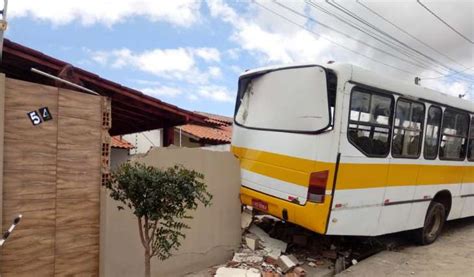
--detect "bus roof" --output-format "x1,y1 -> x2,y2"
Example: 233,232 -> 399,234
240,63 -> 473,113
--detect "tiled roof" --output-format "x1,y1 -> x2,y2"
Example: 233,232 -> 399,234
178,112 -> 233,144
111,136 -> 135,149
196,112 -> 232,126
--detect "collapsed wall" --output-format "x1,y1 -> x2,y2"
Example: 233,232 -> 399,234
100,147 -> 242,277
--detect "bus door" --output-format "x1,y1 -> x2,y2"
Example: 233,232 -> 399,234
327,85 -> 391,236
377,98 -> 424,234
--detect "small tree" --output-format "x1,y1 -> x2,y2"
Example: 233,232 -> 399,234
104,163 -> 212,277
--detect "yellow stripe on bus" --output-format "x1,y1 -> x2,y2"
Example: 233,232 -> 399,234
232,146 -> 474,190
233,146 -> 336,188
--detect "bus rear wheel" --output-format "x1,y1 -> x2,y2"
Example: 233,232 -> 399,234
416,201 -> 446,245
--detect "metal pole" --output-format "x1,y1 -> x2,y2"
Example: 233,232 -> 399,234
30,68 -> 100,96
0,214 -> 21,247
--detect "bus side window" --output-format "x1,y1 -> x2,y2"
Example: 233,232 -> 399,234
423,106 -> 442,159
392,99 -> 425,158
348,90 -> 393,157
468,116 -> 474,161
439,109 -> 469,160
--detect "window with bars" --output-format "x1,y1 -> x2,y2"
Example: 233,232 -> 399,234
348,90 -> 393,157
391,99 -> 425,158
439,109 -> 469,160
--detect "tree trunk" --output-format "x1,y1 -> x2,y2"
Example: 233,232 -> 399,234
145,248 -> 151,277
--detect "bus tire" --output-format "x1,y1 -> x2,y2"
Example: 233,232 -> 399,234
416,201 -> 446,245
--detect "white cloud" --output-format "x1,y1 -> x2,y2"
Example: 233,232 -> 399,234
208,66 -> 222,78
188,94 -> 199,101
226,48 -> 241,60
10,0 -> 201,27
88,46 -> 222,84
142,86 -> 183,98
138,83 -> 234,103
134,48 -> 196,75
230,65 -> 244,74
207,0 -> 473,100
207,0 -> 331,65
421,78 -> 472,99
197,85 -> 234,102
194,48 -> 221,62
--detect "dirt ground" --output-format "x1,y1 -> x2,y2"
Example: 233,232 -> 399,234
338,217 -> 474,277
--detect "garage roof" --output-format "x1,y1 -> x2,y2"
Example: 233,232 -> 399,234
0,39 -> 206,135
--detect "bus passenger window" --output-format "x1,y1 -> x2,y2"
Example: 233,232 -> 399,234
439,109 -> 469,160
348,90 -> 393,156
392,99 -> 425,158
468,116 -> 474,161
423,106 -> 442,159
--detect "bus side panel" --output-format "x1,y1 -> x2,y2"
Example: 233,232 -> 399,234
376,161 -> 419,235
326,83 -> 388,236
460,164 -> 474,218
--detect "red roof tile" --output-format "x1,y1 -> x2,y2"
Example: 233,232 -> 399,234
111,136 -> 135,149
178,112 -> 233,144
196,112 -> 232,126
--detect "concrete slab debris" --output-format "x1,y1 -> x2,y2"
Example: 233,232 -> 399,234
241,209 -> 253,230
249,225 -> 287,255
244,234 -> 260,251
277,255 -> 300,273
232,251 -> 264,264
215,267 -> 260,277
334,256 -> 346,274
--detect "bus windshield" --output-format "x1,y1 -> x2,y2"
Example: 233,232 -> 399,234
235,65 -> 332,133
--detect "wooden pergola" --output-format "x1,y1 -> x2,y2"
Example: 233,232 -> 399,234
0,39 -> 206,144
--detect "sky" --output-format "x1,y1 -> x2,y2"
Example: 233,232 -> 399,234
5,0 -> 474,116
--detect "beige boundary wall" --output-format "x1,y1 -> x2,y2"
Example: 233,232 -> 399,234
100,147 -> 242,277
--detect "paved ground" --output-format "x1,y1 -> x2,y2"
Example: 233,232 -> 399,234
338,217 -> 474,277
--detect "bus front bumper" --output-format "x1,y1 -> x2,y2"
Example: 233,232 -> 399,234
240,186 -> 332,234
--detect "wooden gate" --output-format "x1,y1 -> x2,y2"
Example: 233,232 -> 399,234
0,75 -> 110,276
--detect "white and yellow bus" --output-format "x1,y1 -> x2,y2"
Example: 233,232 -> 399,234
232,63 -> 473,244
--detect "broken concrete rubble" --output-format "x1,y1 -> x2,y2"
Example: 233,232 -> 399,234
214,267 -> 260,277
249,225 -> 288,255
232,250 -> 265,264
277,255 -> 300,273
245,234 -> 260,251
241,208 -> 253,230
203,208 -> 397,277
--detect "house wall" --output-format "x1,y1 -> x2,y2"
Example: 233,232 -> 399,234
173,129 -> 201,148
123,129 -> 162,155
0,78 -> 109,276
110,148 -> 130,169
100,147 -> 242,277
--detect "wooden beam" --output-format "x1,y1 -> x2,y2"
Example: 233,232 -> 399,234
162,127 -> 175,147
